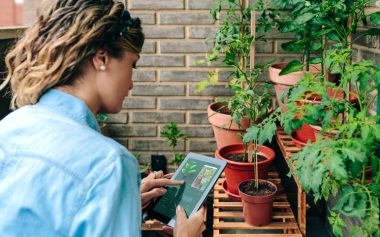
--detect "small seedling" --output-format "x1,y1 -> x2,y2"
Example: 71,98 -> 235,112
161,122 -> 188,168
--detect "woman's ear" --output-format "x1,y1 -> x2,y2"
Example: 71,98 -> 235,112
92,50 -> 109,71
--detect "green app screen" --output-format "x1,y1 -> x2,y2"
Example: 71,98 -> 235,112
153,159 -> 219,218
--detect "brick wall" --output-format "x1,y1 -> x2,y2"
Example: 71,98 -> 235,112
3,0 -> 379,165
117,1 -> 380,164
121,0 -> 302,164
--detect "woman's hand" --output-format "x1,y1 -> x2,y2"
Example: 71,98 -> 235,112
173,205 -> 206,237
140,171 -> 184,210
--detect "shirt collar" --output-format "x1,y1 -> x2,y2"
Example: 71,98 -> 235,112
37,89 -> 101,132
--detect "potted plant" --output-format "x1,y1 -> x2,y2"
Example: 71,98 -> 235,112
212,61 -> 275,199
160,122 -> 188,169
240,5 -> 380,228
262,0 -> 326,110
246,46 -> 380,234
197,0 -> 276,200
198,0 -> 272,148
253,0 -> 380,143
232,126 -> 277,226
287,46 -> 380,237
261,0 -> 379,112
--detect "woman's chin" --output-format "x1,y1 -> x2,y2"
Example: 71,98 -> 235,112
100,104 -> 122,114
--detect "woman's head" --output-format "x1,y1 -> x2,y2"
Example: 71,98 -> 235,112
3,0 -> 144,109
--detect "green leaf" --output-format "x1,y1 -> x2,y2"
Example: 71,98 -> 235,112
278,22 -> 297,33
334,185 -> 367,219
279,60 -> 304,76
362,28 -> 380,36
258,122 -> 276,145
281,40 -> 304,52
329,153 -> 348,180
314,28 -> 333,37
291,119 -> 303,131
347,123 -> 358,138
342,146 -> 367,163
308,57 -> 323,64
195,70 -> 218,92
369,12 -> 380,25
349,161 -> 362,180
293,12 -> 315,25
243,126 -> 259,143
310,42 -> 322,51
327,31 -> 341,41
350,226 -> 361,237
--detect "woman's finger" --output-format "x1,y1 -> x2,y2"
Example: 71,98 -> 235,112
141,187 -> 167,205
175,205 -> 187,226
141,179 -> 184,192
142,170 -> 164,183
154,170 -> 164,179
163,173 -> 174,179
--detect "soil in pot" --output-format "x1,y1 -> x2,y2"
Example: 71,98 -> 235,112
216,144 -> 276,196
225,153 -> 267,163
239,179 -> 276,196
238,179 -> 277,226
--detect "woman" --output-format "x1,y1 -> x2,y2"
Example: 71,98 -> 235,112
0,0 -> 205,236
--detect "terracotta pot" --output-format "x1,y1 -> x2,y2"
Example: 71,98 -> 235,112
309,124 -> 339,141
208,102 -> 249,148
269,62 -> 322,86
290,132 -> 307,148
215,143 -> 275,196
273,84 -> 290,111
269,62 -> 322,111
238,179 -> 277,226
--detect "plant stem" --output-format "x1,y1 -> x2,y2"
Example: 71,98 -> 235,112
254,140 -> 258,189
239,0 -> 247,90
244,143 -> 248,162
361,164 -> 367,185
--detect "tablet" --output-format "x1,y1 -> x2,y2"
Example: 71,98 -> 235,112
147,152 -> 227,227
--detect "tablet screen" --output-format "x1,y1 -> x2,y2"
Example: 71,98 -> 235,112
149,153 -> 226,226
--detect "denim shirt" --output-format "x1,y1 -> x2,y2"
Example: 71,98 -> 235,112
0,89 -> 141,237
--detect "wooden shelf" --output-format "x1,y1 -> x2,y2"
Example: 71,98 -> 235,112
275,128 -> 306,236
143,128 -> 306,236
213,170 -> 302,237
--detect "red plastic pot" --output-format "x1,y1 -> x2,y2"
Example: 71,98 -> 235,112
293,87 -> 356,143
294,123 -> 316,143
290,132 -> 307,148
238,179 -> 277,226
215,143 -> 275,196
